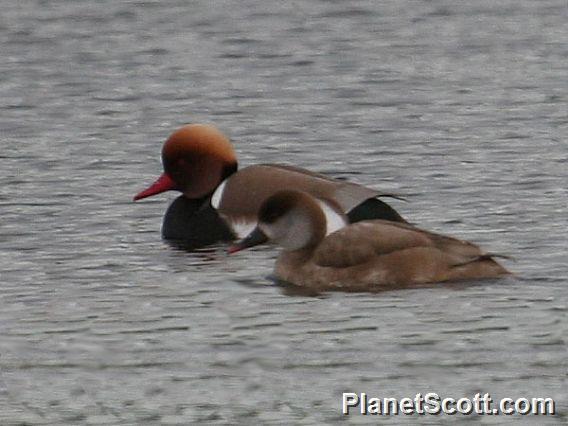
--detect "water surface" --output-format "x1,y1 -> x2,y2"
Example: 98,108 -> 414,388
1,1 -> 566,424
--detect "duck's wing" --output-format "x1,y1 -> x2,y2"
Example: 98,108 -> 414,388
213,164 -> 404,222
265,163 -> 402,202
313,220 -> 485,268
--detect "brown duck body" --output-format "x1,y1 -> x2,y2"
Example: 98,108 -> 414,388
230,191 -> 510,292
275,220 -> 509,291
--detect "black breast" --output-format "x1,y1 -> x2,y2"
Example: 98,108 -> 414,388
162,196 -> 235,250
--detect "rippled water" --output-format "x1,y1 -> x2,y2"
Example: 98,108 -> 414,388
1,1 -> 566,424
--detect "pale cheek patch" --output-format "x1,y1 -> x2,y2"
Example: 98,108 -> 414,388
231,220 -> 257,239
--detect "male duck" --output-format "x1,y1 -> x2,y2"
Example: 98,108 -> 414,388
134,124 -> 406,248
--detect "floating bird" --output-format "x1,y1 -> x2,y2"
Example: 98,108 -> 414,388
134,124 -> 406,248
229,190 -> 510,292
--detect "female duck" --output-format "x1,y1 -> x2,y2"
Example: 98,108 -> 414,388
229,190 -> 510,291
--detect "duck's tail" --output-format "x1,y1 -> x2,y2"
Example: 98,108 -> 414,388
452,253 -> 513,268
448,252 -> 513,279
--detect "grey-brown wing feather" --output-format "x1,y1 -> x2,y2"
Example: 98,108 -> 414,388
313,220 -> 484,268
266,163 -> 401,200
218,164 -> 385,218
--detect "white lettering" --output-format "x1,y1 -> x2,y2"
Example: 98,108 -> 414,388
424,392 -> 441,414
533,397 -> 555,415
383,397 -> 398,415
368,398 -> 381,415
399,397 -> 414,414
340,392 -> 555,416
516,398 -> 530,415
342,393 -> 359,415
414,393 -> 425,414
442,398 -> 456,415
457,397 -> 473,414
360,392 -> 367,414
501,398 -> 514,415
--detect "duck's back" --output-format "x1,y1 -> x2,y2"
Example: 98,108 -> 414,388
312,220 -> 478,265
213,164 -> 405,224
275,220 -> 509,291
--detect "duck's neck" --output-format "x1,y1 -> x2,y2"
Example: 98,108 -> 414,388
221,162 -> 238,181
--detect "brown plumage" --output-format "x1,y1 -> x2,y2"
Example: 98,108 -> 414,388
230,190 -> 511,292
214,163 -> 403,224
134,124 -> 407,246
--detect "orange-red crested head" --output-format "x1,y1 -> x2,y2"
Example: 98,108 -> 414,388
134,124 -> 238,201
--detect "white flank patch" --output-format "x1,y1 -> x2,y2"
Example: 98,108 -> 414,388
211,179 -> 227,209
317,200 -> 348,235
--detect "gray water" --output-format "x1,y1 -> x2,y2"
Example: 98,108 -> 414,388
1,1 -> 567,424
